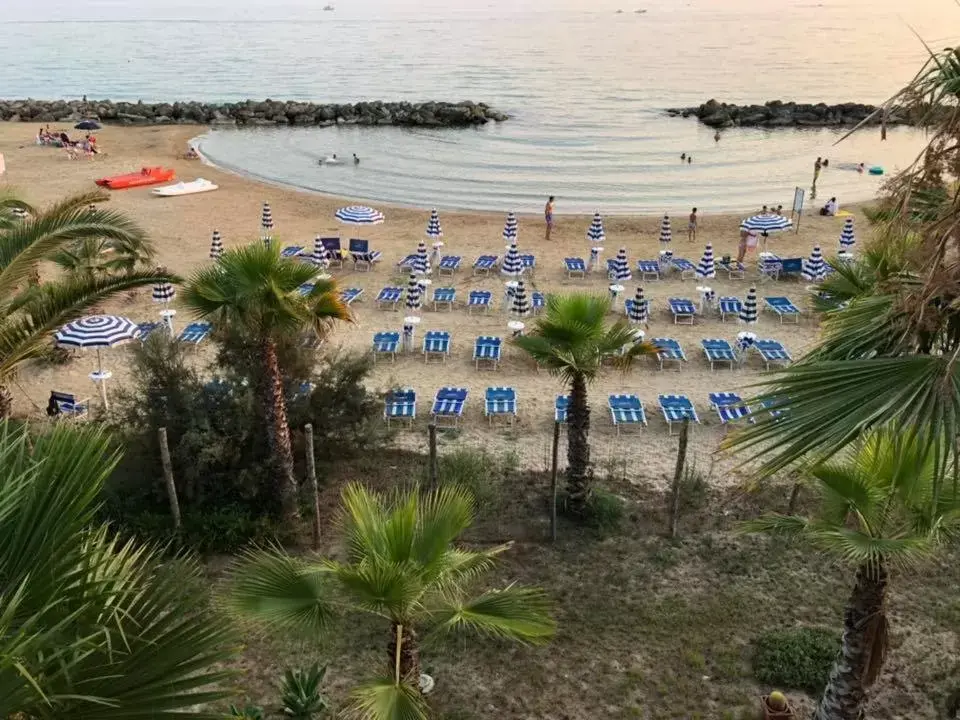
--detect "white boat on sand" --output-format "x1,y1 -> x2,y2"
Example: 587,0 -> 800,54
151,178 -> 219,197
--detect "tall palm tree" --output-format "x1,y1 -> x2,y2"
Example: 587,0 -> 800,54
0,422 -> 238,717
182,243 -> 351,522
0,190 -> 169,418
229,483 -> 554,720
743,430 -> 960,720
513,293 -> 656,514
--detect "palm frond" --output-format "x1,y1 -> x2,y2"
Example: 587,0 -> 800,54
345,677 -> 430,720
427,584 -> 555,644
411,484 -> 476,567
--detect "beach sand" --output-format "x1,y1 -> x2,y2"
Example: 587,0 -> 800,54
0,123 -> 859,487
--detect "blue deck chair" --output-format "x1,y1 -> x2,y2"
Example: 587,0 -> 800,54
760,396 -> 789,420
48,390 -> 89,419
669,297 -> 696,325
438,255 -> 462,275
718,296 -> 742,322
396,254 -> 418,269
432,387 -> 468,427
384,388 -> 416,426
473,255 -> 499,275
779,257 -> 804,277
376,286 -> 403,310
485,386 -> 517,424
658,394 -> 701,435
670,257 -> 697,280
432,287 -> 456,311
423,330 -> 451,364
709,392 -> 753,425
351,250 -> 382,271
608,394 -> 647,434
340,287 -> 364,305
652,337 -> 686,371
564,257 -> 587,278
637,259 -> 661,280
701,338 -> 737,370
520,254 -> 535,274
717,259 -> 746,280
320,237 -> 343,268
764,296 -> 801,324
280,246 -> 303,258
137,321 -> 162,341
178,321 -> 212,346
467,290 -> 492,314
532,292 -> 546,314
372,331 -> 400,363
298,282 -> 315,296
473,336 -> 502,370
555,395 -> 570,423
754,339 -> 792,369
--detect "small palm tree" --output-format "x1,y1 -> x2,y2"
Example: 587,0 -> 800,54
229,483 -> 555,720
513,293 -> 657,513
182,243 -> 351,522
743,429 -> 960,720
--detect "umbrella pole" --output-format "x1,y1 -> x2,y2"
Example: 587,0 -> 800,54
96,347 -> 103,373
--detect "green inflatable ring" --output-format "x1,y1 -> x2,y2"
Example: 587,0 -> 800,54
869,166 -> 884,175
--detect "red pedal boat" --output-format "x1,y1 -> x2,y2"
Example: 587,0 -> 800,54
95,166 -> 175,190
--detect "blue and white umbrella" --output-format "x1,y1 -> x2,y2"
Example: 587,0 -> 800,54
260,202 -> 274,246
840,218 -> 855,251
502,242 -> 523,277
610,247 -> 631,282
629,286 -> 648,324
659,215 -> 672,245
56,315 -> 141,407
586,212 -> 605,245
511,279 -> 530,318
311,235 -> 329,268
740,214 -> 792,234
335,205 -> 385,225
426,209 -> 443,239
696,243 -> 716,279
209,229 -> 223,260
739,286 -> 758,324
152,281 -> 175,304
502,212 -> 518,242
412,240 -> 430,275
802,245 -> 826,282
405,273 -> 422,312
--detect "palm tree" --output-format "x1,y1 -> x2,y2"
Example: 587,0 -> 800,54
513,293 -> 657,514
229,483 -> 554,720
0,190 -> 170,418
0,422 -> 238,717
182,243 -> 351,522
743,430 -> 960,720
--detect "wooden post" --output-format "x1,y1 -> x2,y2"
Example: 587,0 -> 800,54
304,423 -> 321,550
787,477 -> 802,515
668,420 -> 690,538
158,427 -> 181,531
427,423 -> 438,491
550,420 -> 560,542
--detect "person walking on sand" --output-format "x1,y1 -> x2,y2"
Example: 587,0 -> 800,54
545,196 -> 555,241
687,207 -> 698,242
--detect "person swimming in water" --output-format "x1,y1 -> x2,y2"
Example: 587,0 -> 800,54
680,153 -> 686,160
353,153 -> 360,165
687,155 -> 692,164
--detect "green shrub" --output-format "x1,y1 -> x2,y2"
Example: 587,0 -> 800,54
279,663 -> 329,719
752,626 -> 839,694
582,489 -> 625,534
436,447 -> 517,511
229,705 -> 264,720
115,507 -> 279,554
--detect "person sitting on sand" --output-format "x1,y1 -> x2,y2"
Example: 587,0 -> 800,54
857,162 -> 865,173
819,197 -> 839,216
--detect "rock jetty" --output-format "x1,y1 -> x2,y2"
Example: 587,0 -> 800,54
0,98 -> 509,128
666,99 -> 909,128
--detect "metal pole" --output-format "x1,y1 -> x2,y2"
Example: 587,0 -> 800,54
304,423 -> 321,550
550,420 -> 560,542
158,427 -> 181,530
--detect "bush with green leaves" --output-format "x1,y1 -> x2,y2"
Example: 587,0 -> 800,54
752,627 -> 839,695
280,663 -> 329,719
229,705 -> 265,719
582,487 -> 625,535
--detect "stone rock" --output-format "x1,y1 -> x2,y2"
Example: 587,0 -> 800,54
666,98 -> 912,129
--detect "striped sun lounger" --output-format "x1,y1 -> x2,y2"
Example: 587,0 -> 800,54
701,338 -> 738,371
384,388 -> 416,426
137,321 -> 162,341
764,296 -> 801,324
396,254 -> 418,269
555,395 -> 570,423
473,336 -> 502,370
637,260 -> 661,280
485,386 -> 517,424
340,287 -> 364,305
658,394 -> 701,435
670,257 -> 697,280
376,286 -> 403,310
438,255 -> 462,275
564,257 -> 587,278
717,259 -> 746,279
298,283 -> 315,296
473,255 -> 499,275
760,397 -> 789,420
754,339 -> 792,369
467,290 -> 492,314
709,392 -> 753,425
520,254 -> 536,274
432,287 -> 456,311
372,331 -> 400,363
178,322 -> 212,346
280,246 -> 304,258
423,330 -> 451,363
432,387 -> 468,427
351,250 -> 382,271
652,337 -> 686,371
718,296 -> 742,322
669,297 -> 697,325
532,292 -> 546,314
608,394 -> 647,434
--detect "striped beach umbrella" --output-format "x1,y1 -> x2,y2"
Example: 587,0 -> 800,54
412,240 -> 430,275
152,281 -> 176,304
260,202 -> 274,246
629,286 -> 648,324
739,286 -> 758,324
802,245 -> 826,282
11,207 -> 27,220
502,212 -> 518,242
696,243 -> 716,279
335,205 -> 385,225
840,218 -> 855,251
426,209 -> 443,239
502,242 -> 523,278
659,215 -> 672,245
586,212 -> 605,245
311,235 -> 329,268
209,230 -> 223,260
511,279 -> 530,318
55,314 -> 141,408
740,214 -> 792,235
611,247 -> 631,282
405,273 -> 422,312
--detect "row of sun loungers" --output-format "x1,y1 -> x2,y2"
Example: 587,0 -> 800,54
384,386 -> 518,427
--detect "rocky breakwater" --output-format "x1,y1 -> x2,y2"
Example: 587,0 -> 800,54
666,99 -> 910,128
0,98 -> 509,128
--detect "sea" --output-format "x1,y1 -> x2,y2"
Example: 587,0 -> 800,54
4,0 -> 958,213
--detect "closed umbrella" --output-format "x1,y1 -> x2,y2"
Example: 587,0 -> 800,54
260,203 -> 274,247
802,245 -> 826,282
55,315 -> 141,408
629,287 -> 648,324
151,281 -> 175,304
426,209 -> 443,239
840,218 -> 855,251
336,205 -> 385,226
659,215 -> 672,247
739,286 -> 758,324
405,273 -> 422,312
511,279 -> 530,318
411,240 -> 430,275
502,242 -> 523,278
502,212 -> 518,242
311,235 -> 329,268
209,229 -> 223,260
696,243 -> 716,279
611,247 -> 631,281
586,212 -> 605,245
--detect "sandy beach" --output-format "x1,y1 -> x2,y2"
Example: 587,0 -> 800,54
0,123 -> 860,487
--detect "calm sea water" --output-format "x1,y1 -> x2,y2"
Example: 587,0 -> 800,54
4,0 -> 957,212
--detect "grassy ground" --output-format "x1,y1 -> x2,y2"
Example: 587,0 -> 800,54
219,444 -> 960,720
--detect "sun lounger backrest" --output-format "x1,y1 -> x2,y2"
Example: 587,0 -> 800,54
349,238 -> 369,253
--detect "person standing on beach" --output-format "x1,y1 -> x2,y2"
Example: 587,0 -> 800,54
688,207 -> 698,242
545,196 -> 555,241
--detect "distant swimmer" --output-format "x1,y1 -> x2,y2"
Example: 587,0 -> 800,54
687,155 -> 692,164
353,153 -> 360,165
858,162 -> 865,173
319,153 -> 340,165
680,152 -> 686,160
822,158 -> 829,168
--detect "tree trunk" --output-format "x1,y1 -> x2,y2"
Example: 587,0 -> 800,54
262,338 -> 300,522
565,373 -> 591,514
815,561 -> 889,720
0,384 -> 12,420
387,623 -> 421,683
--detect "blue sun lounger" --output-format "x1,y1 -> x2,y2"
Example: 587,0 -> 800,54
764,296 -> 801,324
281,246 -> 304,258
372,331 -> 400,363
473,336 -> 502,370
637,260 -> 661,280
467,290 -> 492,314
438,255 -> 462,275
384,388 -> 416,426
351,250 -> 382,271
718,296 -> 742,322
709,392 -> 753,425
340,287 -> 363,305
717,259 -> 746,279
532,292 -> 545,314
396,254 -> 418,269
652,337 -> 686,371
178,322 -> 212,346
669,297 -> 696,325
137,321 -> 162,341
670,257 -> 697,280
423,330 -> 451,363
658,394 -> 700,434
564,257 -> 587,278
485,386 -> 517,424
298,282 -> 315,296
432,387 -> 468,427
555,395 -> 570,423
754,339 -> 792,369
520,254 -> 536,274
473,255 -> 499,275
701,338 -> 738,370
608,394 -> 647,434
760,397 -> 789,419
432,287 -> 456,311
376,286 -> 403,310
